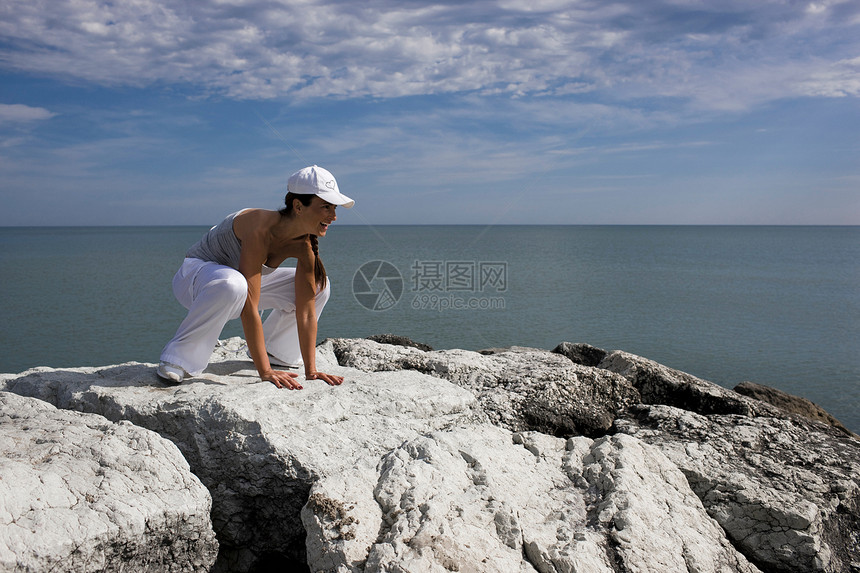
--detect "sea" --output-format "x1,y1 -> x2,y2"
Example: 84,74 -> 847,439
1,225 -> 857,434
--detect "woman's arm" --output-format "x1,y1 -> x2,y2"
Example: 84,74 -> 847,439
238,221 -> 303,389
295,244 -> 344,386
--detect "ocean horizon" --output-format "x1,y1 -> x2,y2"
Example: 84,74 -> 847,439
1,224 -> 857,433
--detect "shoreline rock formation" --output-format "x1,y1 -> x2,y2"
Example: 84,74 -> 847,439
0,391 -> 218,572
1,335 -> 857,572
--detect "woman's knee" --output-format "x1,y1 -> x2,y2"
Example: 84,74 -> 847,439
204,273 -> 248,306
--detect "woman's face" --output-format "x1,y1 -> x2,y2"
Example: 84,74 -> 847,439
297,195 -> 338,236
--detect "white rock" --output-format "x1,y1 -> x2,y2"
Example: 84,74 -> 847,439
616,404 -> 860,573
6,336 -> 853,573
598,350 -> 776,417
0,391 -> 218,572
305,425 -> 760,573
1,339 -> 483,571
328,338 -> 639,437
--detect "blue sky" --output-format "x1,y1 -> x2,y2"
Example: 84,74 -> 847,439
0,0 -> 858,226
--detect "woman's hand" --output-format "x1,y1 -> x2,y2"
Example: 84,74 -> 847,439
305,371 -> 344,386
262,369 -> 303,389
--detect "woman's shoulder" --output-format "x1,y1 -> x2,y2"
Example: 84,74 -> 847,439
233,209 -> 279,236
234,208 -> 279,223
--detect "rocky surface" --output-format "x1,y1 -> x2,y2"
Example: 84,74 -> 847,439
552,341 -> 609,367
0,391 -> 218,572
734,380 -> 858,438
596,349 -> 781,418
305,425 -> 760,573
1,339 -> 484,572
1,335 -> 857,573
330,337 -> 859,573
328,337 -> 640,437
616,405 -> 860,573
366,333 -> 433,352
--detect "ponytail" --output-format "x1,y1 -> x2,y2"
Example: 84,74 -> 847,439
279,192 -> 327,289
309,234 -> 327,290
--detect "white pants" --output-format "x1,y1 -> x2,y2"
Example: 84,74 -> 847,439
160,258 -> 330,375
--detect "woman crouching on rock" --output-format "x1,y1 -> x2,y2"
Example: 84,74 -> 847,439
157,165 -> 351,389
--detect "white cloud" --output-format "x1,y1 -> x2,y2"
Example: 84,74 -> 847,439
0,0 -> 857,111
795,56 -> 860,97
0,103 -> 56,122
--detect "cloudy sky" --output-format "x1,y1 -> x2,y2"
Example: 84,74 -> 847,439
1,0 -> 858,225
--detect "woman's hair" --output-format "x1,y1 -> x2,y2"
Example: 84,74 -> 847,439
279,192 -> 327,289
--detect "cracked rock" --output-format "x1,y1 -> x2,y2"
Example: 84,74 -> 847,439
304,425 -> 759,573
328,337 -> 639,437
1,339 -> 482,572
615,404 -> 860,573
2,336 -> 855,573
0,391 -> 218,572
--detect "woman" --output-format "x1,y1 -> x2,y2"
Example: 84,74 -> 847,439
158,165 -> 352,389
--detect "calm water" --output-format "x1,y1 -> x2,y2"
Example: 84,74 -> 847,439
1,225 -> 857,433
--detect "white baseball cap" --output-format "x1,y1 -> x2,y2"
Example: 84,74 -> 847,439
287,165 -> 354,208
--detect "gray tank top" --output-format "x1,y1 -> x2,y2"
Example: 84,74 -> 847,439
185,209 -> 246,269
